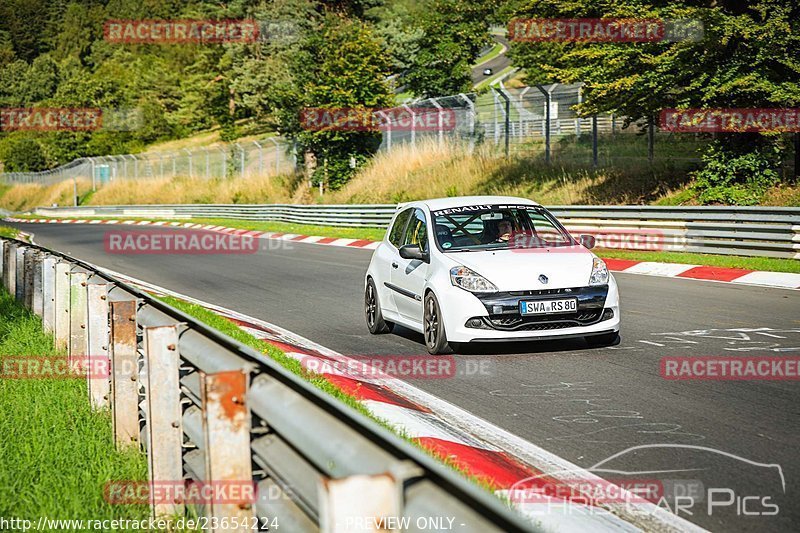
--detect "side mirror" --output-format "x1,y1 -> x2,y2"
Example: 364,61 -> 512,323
579,234 -> 596,249
399,244 -> 428,262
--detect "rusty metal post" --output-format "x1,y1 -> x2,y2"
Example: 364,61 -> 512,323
4,242 -> 15,296
319,473 -> 401,533
31,251 -> 44,317
42,255 -> 56,332
0,241 -> 6,289
23,249 -> 35,309
54,261 -> 71,349
200,370 -> 254,530
143,324 -> 184,518
14,246 -> 25,302
87,282 -> 111,410
110,300 -> 139,448
69,271 -> 88,359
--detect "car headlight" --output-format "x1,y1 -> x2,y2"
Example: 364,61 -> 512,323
450,266 -> 498,293
589,257 -> 609,286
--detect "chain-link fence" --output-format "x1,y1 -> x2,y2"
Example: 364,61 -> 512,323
1,138 -> 295,188
379,83 -> 797,178
2,83 -> 797,188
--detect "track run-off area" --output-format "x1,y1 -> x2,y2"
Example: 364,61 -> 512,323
8,220 -> 799,533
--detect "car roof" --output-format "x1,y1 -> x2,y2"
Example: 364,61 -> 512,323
412,196 -> 540,211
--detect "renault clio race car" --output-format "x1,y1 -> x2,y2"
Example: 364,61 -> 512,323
364,196 -> 620,354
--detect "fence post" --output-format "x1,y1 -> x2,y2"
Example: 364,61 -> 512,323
23,248 -> 35,309
2,241 -> 14,295
794,132 -> 799,182
31,251 -> 44,317
54,261 -> 71,349
143,324 -> 184,518
200,370 -> 254,529
14,246 -> 25,302
254,141 -> 264,176
42,255 -> 56,332
648,118 -> 655,163
431,99 -> 444,146
402,105 -> 416,149
592,115 -> 599,167
110,299 -> 140,449
496,88 -> 511,158
87,281 -> 111,410
69,271 -> 89,360
535,85 -> 552,164
185,148 -> 193,178
320,474 -> 401,533
458,93 -> 476,153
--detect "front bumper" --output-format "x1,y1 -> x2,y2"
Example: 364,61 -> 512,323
438,280 -> 620,343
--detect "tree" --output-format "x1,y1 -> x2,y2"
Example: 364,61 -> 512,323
274,13 -> 394,189
506,0 -> 800,202
403,0 -> 495,97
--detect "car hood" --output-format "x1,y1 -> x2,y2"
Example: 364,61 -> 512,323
443,245 -> 595,291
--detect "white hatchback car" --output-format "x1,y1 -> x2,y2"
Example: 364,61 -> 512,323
365,196 -> 620,354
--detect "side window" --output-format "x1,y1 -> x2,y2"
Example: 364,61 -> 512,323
389,208 -> 413,247
402,209 -> 429,252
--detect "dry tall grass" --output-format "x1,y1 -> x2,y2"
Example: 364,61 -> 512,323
328,138 -> 691,205
87,174 -> 298,205
0,179 -> 92,212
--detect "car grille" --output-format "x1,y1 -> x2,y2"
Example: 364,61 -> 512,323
483,309 -> 605,331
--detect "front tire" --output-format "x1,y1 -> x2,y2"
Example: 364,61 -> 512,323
423,292 -> 450,355
365,278 -> 393,334
586,331 -> 619,347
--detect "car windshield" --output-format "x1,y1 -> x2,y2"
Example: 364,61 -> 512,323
431,204 -> 576,252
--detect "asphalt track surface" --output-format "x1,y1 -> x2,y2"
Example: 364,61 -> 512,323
472,35 -> 511,85
10,221 -> 799,532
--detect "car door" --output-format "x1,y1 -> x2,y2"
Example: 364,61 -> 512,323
390,208 -> 430,323
379,208 -> 414,316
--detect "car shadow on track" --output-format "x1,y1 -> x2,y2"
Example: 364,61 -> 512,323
391,324 -> 621,356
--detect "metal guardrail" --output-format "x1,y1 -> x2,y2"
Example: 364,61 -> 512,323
0,237 -> 535,533
30,203 -> 800,259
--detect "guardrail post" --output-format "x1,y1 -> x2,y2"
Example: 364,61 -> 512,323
23,249 -> 36,310
31,251 -> 44,317
87,281 -> 111,410
110,300 -> 140,448
200,370 -> 254,530
54,261 -> 71,349
143,324 -> 184,518
2,241 -> 13,295
14,246 -> 25,302
42,255 -> 56,332
319,473 -> 401,533
69,271 -> 88,359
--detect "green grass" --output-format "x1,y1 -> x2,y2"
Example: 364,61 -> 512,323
473,42 -> 504,67
0,225 -> 18,238
0,289 -> 150,523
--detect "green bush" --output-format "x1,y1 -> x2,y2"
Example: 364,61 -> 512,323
692,142 -> 781,205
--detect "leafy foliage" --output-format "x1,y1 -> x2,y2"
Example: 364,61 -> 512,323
504,0 -> 800,203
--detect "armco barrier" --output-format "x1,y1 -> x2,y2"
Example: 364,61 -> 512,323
30,203 -> 800,259
0,236 -> 535,533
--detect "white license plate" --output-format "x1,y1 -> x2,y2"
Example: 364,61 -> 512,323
519,298 -> 578,315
